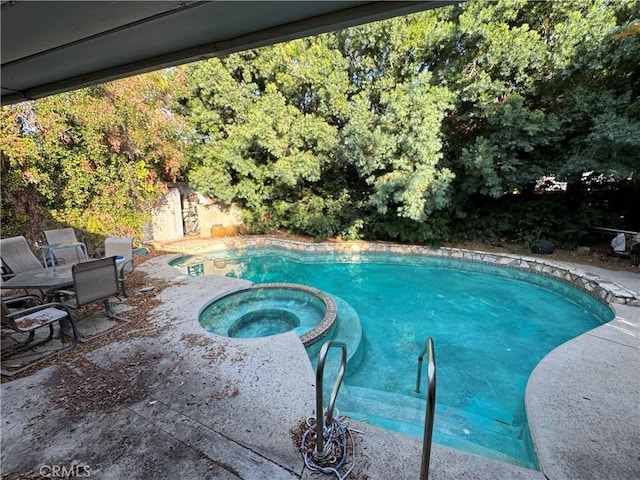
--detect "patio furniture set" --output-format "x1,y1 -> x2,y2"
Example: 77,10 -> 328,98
592,226 -> 640,266
0,229 -> 134,375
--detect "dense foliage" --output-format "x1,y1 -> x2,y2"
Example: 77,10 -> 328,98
1,73 -> 188,246
180,0 -> 640,245
2,0 -> 639,248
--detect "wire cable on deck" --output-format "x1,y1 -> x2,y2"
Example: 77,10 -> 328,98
300,414 -> 357,479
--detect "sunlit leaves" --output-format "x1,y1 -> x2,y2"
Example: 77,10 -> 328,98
1,71 -> 189,237
0,105 -> 47,193
183,47 -> 341,232
180,0 -> 638,243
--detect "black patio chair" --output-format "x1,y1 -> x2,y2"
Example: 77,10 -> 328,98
55,256 -> 129,323
1,294 -> 80,360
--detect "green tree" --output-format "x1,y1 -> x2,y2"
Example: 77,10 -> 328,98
0,104 -> 48,237
1,72 -> 189,244
5,0 -> 637,247
180,0 -> 639,244
183,21 -> 457,241
182,38 -> 350,239
429,0 -> 639,241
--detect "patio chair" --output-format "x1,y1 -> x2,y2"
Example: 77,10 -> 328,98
104,237 -> 134,296
55,256 -> 129,323
0,236 -> 44,278
43,227 -> 88,266
1,294 -> 80,357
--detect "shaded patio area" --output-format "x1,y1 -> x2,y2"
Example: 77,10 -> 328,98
1,241 -> 638,479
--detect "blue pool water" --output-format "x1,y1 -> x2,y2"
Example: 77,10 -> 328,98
172,248 -> 614,469
200,287 -> 326,338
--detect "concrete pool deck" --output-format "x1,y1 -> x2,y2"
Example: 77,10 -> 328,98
1,241 -> 638,479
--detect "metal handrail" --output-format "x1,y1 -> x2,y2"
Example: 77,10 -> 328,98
417,337 -> 436,480
416,337 -> 431,394
315,340 -> 347,457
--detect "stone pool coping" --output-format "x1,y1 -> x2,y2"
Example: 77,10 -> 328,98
161,236 -> 640,478
201,282 -> 337,348
2,239 -> 637,479
166,236 -> 640,307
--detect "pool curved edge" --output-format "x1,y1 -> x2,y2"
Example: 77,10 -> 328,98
155,240 -> 639,477
198,282 -> 337,347
525,314 -> 640,479
168,236 -> 640,307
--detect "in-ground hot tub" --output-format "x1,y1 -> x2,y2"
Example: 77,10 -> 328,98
199,283 -> 337,348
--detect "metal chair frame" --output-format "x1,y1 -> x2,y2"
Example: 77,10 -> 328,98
56,256 -> 129,322
1,294 -> 80,375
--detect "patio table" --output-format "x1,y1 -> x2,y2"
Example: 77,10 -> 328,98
1,266 -> 74,294
1,266 -> 76,336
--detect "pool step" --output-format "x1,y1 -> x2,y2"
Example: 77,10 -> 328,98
308,295 -> 362,368
339,385 -> 525,438
336,385 -> 537,469
349,410 -> 527,468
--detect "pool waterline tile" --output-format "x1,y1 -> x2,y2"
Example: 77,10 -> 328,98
166,236 -> 625,470
166,236 -> 639,307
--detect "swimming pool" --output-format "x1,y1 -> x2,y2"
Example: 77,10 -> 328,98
172,247 -> 614,469
199,283 -> 338,349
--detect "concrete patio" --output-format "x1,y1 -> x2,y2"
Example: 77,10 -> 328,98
1,244 -> 638,479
